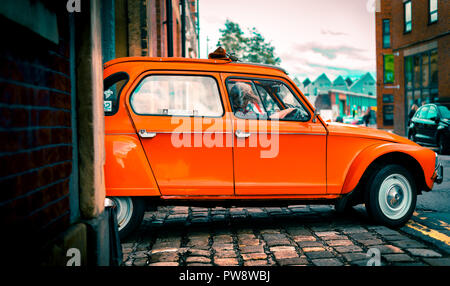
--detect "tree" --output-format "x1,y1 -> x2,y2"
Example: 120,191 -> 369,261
217,20 -> 281,65
217,20 -> 246,59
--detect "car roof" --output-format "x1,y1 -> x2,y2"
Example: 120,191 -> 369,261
104,57 -> 288,77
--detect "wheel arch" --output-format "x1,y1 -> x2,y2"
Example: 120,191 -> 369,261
341,143 -> 434,201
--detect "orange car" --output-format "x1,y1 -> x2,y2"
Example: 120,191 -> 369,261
103,50 -> 443,238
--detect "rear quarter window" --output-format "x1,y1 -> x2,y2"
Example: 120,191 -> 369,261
104,72 -> 129,116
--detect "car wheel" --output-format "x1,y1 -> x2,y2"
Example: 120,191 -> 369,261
109,196 -> 146,239
438,136 -> 448,155
365,165 -> 416,228
408,130 -> 416,142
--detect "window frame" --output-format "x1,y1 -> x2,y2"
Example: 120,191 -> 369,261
103,72 -> 130,116
382,19 -> 391,49
404,0 -> 412,34
128,73 -> 226,118
225,76 -> 312,122
428,0 -> 438,24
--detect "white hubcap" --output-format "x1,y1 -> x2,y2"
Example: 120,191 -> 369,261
109,197 -> 133,231
378,174 -> 412,220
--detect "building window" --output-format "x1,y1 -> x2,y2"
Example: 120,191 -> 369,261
404,0 -> 412,33
383,54 -> 395,84
404,49 -> 438,129
383,105 -> 394,126
382,19 -> 391,48
429,0 -> 438,24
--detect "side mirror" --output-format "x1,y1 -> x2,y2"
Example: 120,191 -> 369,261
312,109 -> 320,123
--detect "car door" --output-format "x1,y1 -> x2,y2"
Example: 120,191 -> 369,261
414,106 -> 429,143
126,71 -> 234,196
423,105 -> 439,144
223,74 -> 327,195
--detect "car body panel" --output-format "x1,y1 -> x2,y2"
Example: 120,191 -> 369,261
103,57 -> 438,200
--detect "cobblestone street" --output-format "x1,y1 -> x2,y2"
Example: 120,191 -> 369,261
121,205 -> 450,266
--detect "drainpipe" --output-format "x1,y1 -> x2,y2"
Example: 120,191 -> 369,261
181,0 -> 186,57
166,0 -> 173,57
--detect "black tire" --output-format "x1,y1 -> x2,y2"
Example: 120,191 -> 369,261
408,130 -> 416,142
109,197 -> 146,239
364,165 -> 417,228
438,135 -> 448,155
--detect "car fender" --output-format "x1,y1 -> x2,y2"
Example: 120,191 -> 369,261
341,142 -> 436,194
105,134 -> 161,197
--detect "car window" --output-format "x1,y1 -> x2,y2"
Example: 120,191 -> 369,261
416,106 -> 429,119
426,106 -> 438,120
438,106 -> 450,119
256,79 -> 310,121
104,72 -> 129,116
227,79 -> 268,120
130,75 -> 223,117
255,84 -> 281,116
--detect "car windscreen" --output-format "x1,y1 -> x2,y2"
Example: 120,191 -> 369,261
438,106 -> 450,119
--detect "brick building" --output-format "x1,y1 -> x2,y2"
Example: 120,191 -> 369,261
113,0 -> 199,60
0,0 -> 199,266
376,0 -> 449,135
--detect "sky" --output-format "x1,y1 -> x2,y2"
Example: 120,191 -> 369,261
198,0 -> 377,83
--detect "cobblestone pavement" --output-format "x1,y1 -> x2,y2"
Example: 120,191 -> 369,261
121,205 -> 450,266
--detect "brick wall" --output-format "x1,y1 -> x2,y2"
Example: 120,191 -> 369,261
376,0 -> 449,134
0,9 -> 73,249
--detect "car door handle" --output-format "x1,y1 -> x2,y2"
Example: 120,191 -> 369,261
235,130 -> 251,138
138,129 -> 157,138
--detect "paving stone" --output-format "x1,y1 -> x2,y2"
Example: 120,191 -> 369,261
293,235 -> 317,242
286,227 -> 312,236
340,227 -> 368,234
273,250 -> 299,260
372,245 -> 404,254
342,252 -> 369,262
214,250 -> 237,258
305,251 -> 336,259
213,235 -> 233,244
321,235 -> 348,241
422,258 -> 450,266
260,229 -> 282,234
148,252 -> 179,263
315,231 -> 339,237
238,233 -> 257,240
407,248 -> 442,258
371,227 -> 400,236
214,258 -> 239,266
391,240 -> 426,248
326,240 -> 354,247
312,258 -> 343,266
186,263 -> 213,266
302,247 -> 326,252
383,234 -> 410,241
188,249 -> 210,257
357,239 -> 384,246
391,262 -> 427,266
239,239 -> 261,246
186,256 -> 211,264
297,241 -> 323,248
133,251 -> 148,258
266,240 -> 292,247
133,257 -> 149,266
244,260 -> 269,266
212,243 -> 234,251
349,232 -> 377,241
334,245 -> 363,253
277,257 -> 309,266
382,254 -> 415,263
241,252 -> 267,261
148,262 -> 179,266
240,245 -> 265,254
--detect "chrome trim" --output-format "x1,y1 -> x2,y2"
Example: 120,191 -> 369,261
235,130 -> 251,138
138,129 -> 157,138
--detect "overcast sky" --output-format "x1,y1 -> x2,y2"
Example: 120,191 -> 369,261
199,0 -> 376,82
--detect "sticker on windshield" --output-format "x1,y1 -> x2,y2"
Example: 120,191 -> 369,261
104,101 -> 112,112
